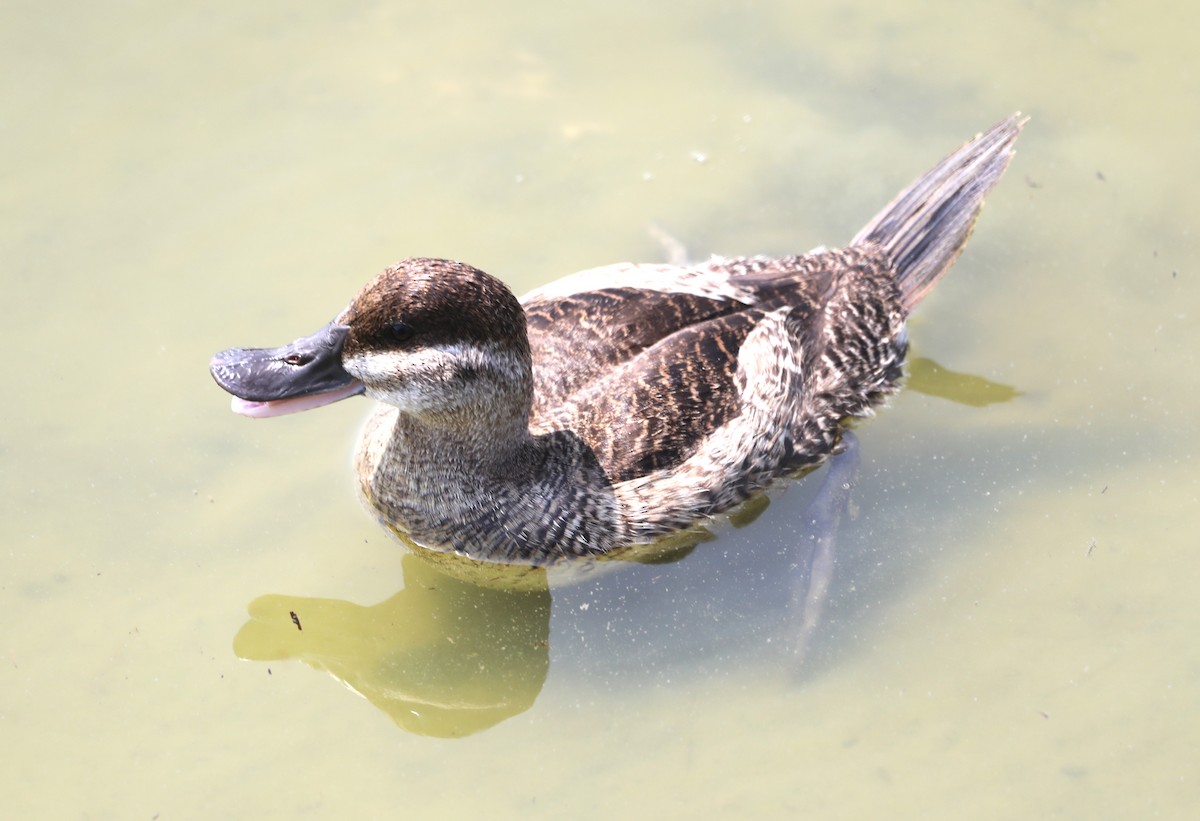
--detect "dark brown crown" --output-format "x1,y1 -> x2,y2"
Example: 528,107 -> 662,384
341,258 -> 529,358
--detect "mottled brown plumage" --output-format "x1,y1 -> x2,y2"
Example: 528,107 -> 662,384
210,114 -> 1026,568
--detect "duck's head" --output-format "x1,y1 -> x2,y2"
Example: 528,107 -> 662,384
210,258 -> 533,426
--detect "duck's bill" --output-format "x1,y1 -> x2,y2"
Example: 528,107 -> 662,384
209,321 -> 365,419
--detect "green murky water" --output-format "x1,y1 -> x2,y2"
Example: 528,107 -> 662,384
4,1 -> 1198,817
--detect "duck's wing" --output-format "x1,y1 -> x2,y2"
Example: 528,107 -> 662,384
613,247 -> 909,542
525,259 -> 844,484
522,263 -> 751,417
533,309 -> 758,482
522,258 -> 834,422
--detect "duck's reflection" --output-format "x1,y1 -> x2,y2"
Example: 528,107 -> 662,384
233,555 -> 550,738
906,356 -> 1021,406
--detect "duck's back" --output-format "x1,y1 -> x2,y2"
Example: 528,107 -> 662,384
521,248 -> 903,485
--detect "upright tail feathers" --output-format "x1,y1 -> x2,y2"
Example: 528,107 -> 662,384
852,113 -> 1027,310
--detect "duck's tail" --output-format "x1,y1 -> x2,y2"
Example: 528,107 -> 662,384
852,113 -> 1027,311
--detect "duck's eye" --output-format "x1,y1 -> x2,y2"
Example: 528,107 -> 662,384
387,321 -> 415,343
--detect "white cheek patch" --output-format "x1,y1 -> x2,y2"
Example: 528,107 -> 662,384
344,348 -> 435,384
344,342 -> 528,414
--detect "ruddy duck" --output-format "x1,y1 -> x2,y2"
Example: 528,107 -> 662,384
212,115 -> 1024,569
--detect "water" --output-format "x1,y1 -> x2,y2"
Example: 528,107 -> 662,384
4,1 -> 1198,818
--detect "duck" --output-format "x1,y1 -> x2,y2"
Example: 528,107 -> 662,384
211,114 -> 1025,570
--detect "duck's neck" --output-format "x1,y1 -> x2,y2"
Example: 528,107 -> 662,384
355,403 -> 622,564
400,403 -> 535,468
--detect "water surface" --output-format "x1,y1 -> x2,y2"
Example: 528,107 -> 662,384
3,1 -> 1198,818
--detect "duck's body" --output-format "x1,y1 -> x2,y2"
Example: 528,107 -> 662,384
211,115 -> 1024,569
346,246 -> 905,565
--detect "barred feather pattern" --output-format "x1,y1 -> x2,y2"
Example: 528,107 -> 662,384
611,245 -> 908,544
